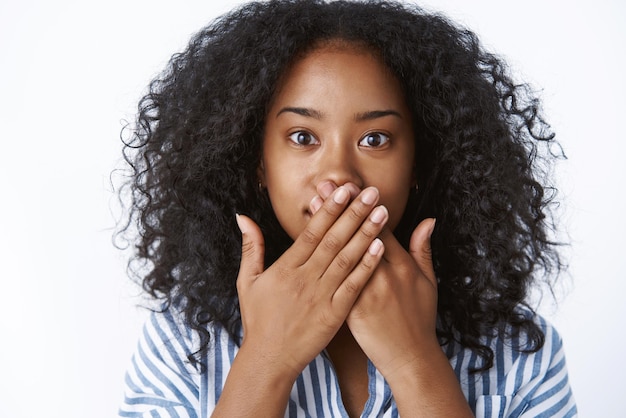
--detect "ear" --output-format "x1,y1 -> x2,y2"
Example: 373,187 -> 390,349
257,158 -> 266,188
411,163 -> 418,191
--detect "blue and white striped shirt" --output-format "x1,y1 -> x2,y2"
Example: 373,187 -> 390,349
119,308 -> 577,417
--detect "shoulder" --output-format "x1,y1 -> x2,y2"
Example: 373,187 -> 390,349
119,306 -> 202,416
504,313 -> 577,417
139,303 -> 240,370
126,305 -> 205,392
449,310 -> 577,417
120,305 -> 240,416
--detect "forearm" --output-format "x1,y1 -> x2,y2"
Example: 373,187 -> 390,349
385,342 -> 474,418
211,344 -> 298,418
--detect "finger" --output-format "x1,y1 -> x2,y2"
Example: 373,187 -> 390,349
316,181 -> 337,200
289,185 -> 353,263
235,214 -> 266,284
309,195 -> 323,215
408,218 -> 437,288
331,237 -> 385,314
317,204 -> 388,292
306,187 -> 381,272
316,181 -> 360,202
342,182 -> 362,199
375,224 -> 409,263
309,181 -> 356,216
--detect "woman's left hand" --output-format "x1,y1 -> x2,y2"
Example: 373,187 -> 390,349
313,181 -> 439,378
346,217 -> 439,380
315,181 -> 474,417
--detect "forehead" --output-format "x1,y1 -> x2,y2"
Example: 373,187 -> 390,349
269,42 -> 407,111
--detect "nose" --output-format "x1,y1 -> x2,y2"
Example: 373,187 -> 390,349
314,141 -> 363,189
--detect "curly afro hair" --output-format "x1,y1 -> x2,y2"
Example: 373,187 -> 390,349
118,0 -> 565,372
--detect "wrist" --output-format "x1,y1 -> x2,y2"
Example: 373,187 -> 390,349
213,342 -> 299,417
236,339 -> 302,386
381,342 -> 473,418
381,339 -> 446,387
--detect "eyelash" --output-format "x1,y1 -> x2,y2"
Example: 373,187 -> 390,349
288,131 -> 319,146
359,132 -> 390,148
287,131 -> 390,148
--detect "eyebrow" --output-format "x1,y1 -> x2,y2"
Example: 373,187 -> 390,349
276,107 -> 323,119
276,107 -> 402,121
354,110 -> 402,121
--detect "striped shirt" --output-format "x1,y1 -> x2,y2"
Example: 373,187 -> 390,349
119,308 -> 577,417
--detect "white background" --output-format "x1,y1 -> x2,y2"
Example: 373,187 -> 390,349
0,1 -> 624,417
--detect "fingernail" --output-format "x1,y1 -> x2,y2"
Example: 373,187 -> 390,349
361,187 -> 378,205
333,187 -> 349,204
310,196 -> 323,214
318,181 -> 336,199
235,213 -> 247,234
370,205 -> 388,224
368,238 -> 383,256
344,182 -> 362,198
428,218 -> 437,238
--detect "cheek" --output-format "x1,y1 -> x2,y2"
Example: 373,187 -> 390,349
380,186 -> 411,230
370,160 -> 414,230
264,166 -> 311,240
266,190 -> 303,240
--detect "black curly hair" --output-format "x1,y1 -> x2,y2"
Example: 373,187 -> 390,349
118,0 -> 564,372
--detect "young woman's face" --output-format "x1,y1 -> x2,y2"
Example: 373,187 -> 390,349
261,43 -> 416,240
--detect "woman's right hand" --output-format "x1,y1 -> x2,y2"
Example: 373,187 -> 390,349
235,185 -> 388,380
212,185 -> 387,417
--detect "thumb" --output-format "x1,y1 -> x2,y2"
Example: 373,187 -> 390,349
235,214 -> 266,282
409,218 -> 437,288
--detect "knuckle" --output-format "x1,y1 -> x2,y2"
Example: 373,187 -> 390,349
241,239 -> 256,256
322,232 -> 342,252
346,204 -> 366,222
300,227 -> 320,245
395,263 -> 414,279
359,254 -> 377,273
322,202 -> 342,217
319,309 -> 340,331
334,252 -> 353,272
341,277 -> 361,296
277,263 -> 295,281
358,225 -> 376,240
293,277 -> 306,296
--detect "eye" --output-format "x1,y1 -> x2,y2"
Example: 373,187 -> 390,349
359,132 -> 390,148
288,131 -> 319,146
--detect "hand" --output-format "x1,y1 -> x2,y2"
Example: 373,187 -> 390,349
313,181 -> 439,380
313,182 -> 472,417
235,186 -> 389,380
347,218 -> 439,380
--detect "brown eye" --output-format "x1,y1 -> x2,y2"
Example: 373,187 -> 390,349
359,132 -> 390,148
288,131 -> 319,145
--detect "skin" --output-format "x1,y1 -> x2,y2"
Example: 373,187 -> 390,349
212,42 -> 473,418
260,42 -> 415,238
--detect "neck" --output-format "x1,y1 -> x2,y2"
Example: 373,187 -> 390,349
326,324 -> 369,418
